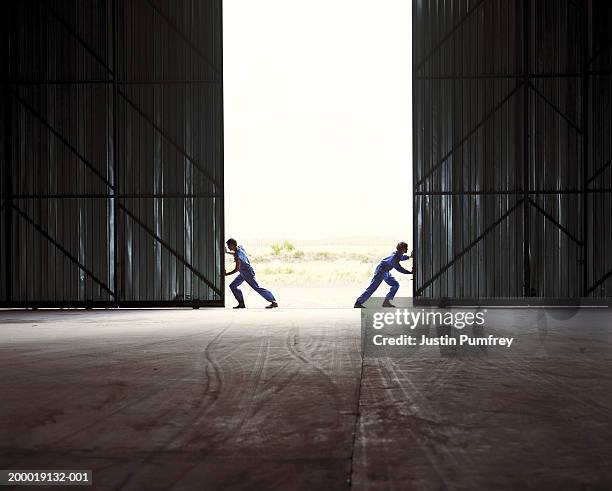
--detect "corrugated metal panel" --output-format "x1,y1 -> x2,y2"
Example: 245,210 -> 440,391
587,0 -> 612,297
1,0 -> 224,307
414,0 -> 612,300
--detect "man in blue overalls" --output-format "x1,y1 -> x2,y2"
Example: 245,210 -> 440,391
354,242 -> 413,308
224,238 -> 278,309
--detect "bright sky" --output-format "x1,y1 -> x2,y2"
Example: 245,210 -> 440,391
223,0 -> 412,242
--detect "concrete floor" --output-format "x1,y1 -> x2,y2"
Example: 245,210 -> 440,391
222,284 -> 382,308
1,306 -> 612,490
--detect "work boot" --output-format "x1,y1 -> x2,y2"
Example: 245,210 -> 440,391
265,301 -> 278,309
354,301 -> 365,308
382,299 -> 396,308
233,303 -> 246,309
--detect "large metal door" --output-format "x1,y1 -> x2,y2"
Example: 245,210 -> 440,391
413,0 -> 612,300
1,0 -> 224,307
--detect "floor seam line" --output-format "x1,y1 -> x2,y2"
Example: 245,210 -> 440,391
347,334 -> 365,489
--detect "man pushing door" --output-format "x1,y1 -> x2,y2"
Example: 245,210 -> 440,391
354,241 -> 413,308
224,238 -> 278,309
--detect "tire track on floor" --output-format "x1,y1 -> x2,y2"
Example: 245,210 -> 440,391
377,357 -> 477,488
114,323 -> 233,489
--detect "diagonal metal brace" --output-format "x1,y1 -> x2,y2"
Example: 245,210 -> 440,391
10,89 -> 115,191
415,199 -> 524,296
38,0 -> 113,76
118,89 -> 220,191
586,267 -> 612,296
142,0 -> 220,79
527,81 -> 582,134
11,203 -> 116,298
119,202 -> 222,298
414,0 -> 490,73
416,82 -> 523,190
587,157 -> 612,186
528,197 -> 583,245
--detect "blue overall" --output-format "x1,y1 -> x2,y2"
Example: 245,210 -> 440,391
229,246 -> 276,304
356,251 -> 411,304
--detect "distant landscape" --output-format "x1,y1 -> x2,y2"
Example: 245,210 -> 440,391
225,239 -> 414,293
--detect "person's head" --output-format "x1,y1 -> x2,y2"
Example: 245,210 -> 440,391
396,241 -> 408,254
226,238 -> 238,252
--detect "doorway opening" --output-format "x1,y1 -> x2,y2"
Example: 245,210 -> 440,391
223,0 -> 413,307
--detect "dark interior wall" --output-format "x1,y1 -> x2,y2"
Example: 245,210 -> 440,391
1,0 -> 224,306
413,0 -> 612,300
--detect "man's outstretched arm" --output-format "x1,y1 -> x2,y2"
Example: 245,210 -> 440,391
395,255 -> 414,274
395,264 -> 413,274
224,257 -> 241,276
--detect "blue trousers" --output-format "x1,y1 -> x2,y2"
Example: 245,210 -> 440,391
356,271 -> 399,304
230,272 -> 276,304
